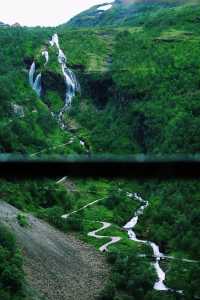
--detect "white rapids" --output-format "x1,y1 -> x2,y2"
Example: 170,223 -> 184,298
124,193 -> 169,291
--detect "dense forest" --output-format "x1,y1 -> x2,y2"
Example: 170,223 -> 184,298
0,0 -> 200,299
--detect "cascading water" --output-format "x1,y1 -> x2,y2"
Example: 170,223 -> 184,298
124,193 -> 169,291
29,61 -> 42,97
33,73 -> 42,97
49,33 -> 79,109
28,34 -> 79,129
50,33 -> 60,49
42,50 -> 49,65
29,62 -> 35,87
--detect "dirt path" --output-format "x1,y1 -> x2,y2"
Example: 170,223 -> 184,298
0,201 -> 109,300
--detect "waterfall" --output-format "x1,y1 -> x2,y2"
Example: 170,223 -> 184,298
50,33 -> 60,49
50,33 -> 79,109
42,50 -> 49,65
33,73 -> 42,97
58,49 -> 66,64
62,66 -> 79,107
28,33 -> 79,128
29,61 -> 42,97
29,62 -> 35,87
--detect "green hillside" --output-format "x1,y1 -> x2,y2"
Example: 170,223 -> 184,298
66,0 -> 198,28
0,1 -> 200,299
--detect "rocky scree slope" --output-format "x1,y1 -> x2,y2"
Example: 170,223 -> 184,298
0,201 -> 109,300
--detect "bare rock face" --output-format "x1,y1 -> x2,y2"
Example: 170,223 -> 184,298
12,103 -> 25,118
0,201 -> 109,300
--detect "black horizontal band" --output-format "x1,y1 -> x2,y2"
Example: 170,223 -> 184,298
0,155 -> 200,179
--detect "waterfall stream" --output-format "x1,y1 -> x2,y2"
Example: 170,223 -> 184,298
42,50 -> 49,65
29,61 -> 35,87
50,33 -> 79,109
29,33 -> 79,123
33,73 -> 42,97
124,193 -> 169,291
29,62 -> 42,97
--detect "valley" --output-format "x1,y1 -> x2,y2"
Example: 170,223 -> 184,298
0,0 -> 200,299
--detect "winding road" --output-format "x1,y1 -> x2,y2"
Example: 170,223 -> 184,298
88,222 -> 121,252
61,197 -> 106,219
61,195 -> 122,252
61,191 -> 198,294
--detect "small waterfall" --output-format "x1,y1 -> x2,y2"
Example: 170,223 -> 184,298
29,62 -> 35,87
29,61 -> 42,97
62,66 -> 79,107
28,34 -> 79,128
42,50 -> 49,65
50,33 -> 60,49
58,49 -> 66,64
33,73 -> 42,97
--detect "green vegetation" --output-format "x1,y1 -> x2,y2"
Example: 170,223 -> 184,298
100,252 -> 155,300
66,0 -> 198,29
0,0 -> 200,299
17,214 -> 29,228
0,224 -> 25,300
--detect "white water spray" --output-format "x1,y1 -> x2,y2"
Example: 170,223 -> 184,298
124,194 -> 169,291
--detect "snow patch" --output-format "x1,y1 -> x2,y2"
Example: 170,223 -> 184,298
97,4 -> 113,11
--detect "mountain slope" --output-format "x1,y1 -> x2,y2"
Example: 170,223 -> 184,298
66,0 -> 196,28
0,2 -> 200,300
0,201 -> 109,300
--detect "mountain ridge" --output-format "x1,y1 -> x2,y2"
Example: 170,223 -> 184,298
0,2 -> 200,300
65,0 -> 196,28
